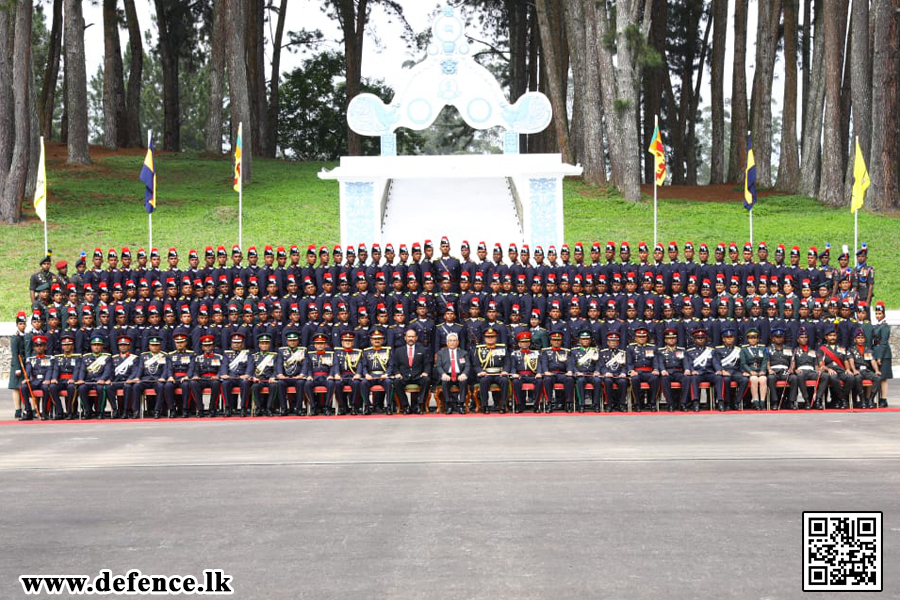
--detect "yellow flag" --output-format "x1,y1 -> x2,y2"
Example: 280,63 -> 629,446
850,138 -> 869,213
33,137 -> 47,222
233,122 -> 242,193
647,122 -> 666,186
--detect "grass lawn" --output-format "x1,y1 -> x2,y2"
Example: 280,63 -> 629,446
2,144 -> 897,316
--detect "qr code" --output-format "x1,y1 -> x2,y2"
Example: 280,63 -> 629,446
803,512 -> 882,591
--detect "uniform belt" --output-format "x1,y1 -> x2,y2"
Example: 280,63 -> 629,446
771,364 -> 789,371
174,372 -> 187,377
485,368 -> 502,374
202,373 -> 217,378
797,365 -> 815,372
635,367 -> 652,372
518,370 -> 535,376
666,368 -> 683,373
60,374 -> 73,380
314,371 -> 328,376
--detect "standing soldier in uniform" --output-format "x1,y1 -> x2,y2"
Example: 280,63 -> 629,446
221,332 -> 252,417
305,333 -> 335,415
657,328 -> 690,411
331,332 -> 363,414
790,327 -> 821,409
249,333 -> 279,415
275,331 -> 309,416
626,326 -> 659,412
188,335 -> 225,417
853,245 -> 874,315
598,331 -> 629,412
568,330 -> 601,412
132,336 -> 169,418
472,328 -> 510,413
49,333 -> 81,419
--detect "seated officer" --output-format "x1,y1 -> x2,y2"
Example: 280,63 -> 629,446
656,328 -> 689,411
715,328 -> 747,410
133,336 -> 169,419
626,326 -> 659,412
684,329 -> 719,411
164,333 -> 194,418
331,331 -> 363,414
248,333 -> 279,415
598,331 -> 628,412
790,327 -> 821,409
20,334 -> 54,420
739,328 -> 768,410
188,335 -> 225,417
567,330 -> 601,412
222,332 -> 252,417
472,328 -> 509,413
357,329 -> 393,413
817,325 -> 852,408
766,328 -> 794,410
847,327 -> 879,409
276,331 -> 309,416
305,333 -> 335,415
49,333 -> 81,419
76,335 -> 112,419
508,331 -> 541,413
540,331 -> 572,412
108,335 -> 140,418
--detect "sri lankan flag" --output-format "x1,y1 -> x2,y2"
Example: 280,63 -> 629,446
140,140 -> 156,213
647,121 -> 666,186
744,134 -> 757,211
233,122 -> 242,192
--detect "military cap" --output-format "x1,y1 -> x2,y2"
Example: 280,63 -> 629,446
720,328 -> 737,337
147,336 -> 163,345
549,331 -> 564,339
606,331 -> 621,340
578,330 -> 592,339
692,329 -> 708,338
770,328 -> 785,337
340,331 -> 355,342
312,333 -> 328,342
200,335 -> 216,345
856,243 -> 868,256
230,332 -> 245,342
484,328 -> 498,337
60,332 -> 76,343
746,328 -> 760,337
634,326 -> 649,335
516,331 -> 532,342
370,329 -> 386,339
256,333 -> 272,343
32,334 -> 48,345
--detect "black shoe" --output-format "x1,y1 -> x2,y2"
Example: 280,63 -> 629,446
14,409 -> 22,420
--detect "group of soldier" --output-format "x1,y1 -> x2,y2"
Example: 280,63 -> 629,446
12,236 -> 891,421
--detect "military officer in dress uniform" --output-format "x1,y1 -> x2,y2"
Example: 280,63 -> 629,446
540,331 -> 572,412
248,333 -> 279,415
715,328 -> 747,410
847,327 -> 880,409
20,334 -> 54,420
76,335 -> 112,419
790,327 -> 821,409
598,331 -> 629,412
164,333 -> 194,418
739,328 -> 769,410
358,329 -> 393,413
108,336 -> 140,418
508,331 -> 542,413
472,328 -> 509,413
331,331 -> 363,414
626,326 -> 659,412
221,332 -> 252,417
276,331 -> 309,416
684,329 -> 720,411
188,335 -> 225,417
765,328 -> 794,409
49,333 -> 81,419
133,336 -> 169,418
817,325 -> 851,409
305,333 -> 335,415
656,328 -> 690,411
568,330 -> 601,412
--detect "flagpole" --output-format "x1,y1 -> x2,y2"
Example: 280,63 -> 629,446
147,130 -> 153,249
38,136 -> 48,255
747,130 -> 753,247
853,136 -> 858,258
238,121 -> 243,249
653,116 -> 658,248
749,208 -> 753,247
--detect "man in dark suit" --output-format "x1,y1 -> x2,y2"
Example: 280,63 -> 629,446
391,329 -> 432,414
436,332 -> 469,414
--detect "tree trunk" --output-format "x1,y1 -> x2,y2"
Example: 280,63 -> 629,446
776,0 -> 802,192
749,0 -> 781,188
868,0 -> 900,211
265,0 -> 288,158
708,0 -> 727,184
154,0 -> 181,151
226,0 -> 252,182
800,0 -> 812,142
38,0 -> 63,141
60,56 -> 68,145
685,10 -> 712,185
507,0 -> 529,104
727,0 -> 748,183
246,0 -> 266,156
102,0 -> 127,149
817,0 -> 847,206
64,0 -> 90,164
0,6 -> 14,209
839,4 -> 853,175
0,0 -> 33,223
843,0 -> 871,201
800,0 -> 826,196
26,58 -> 41,202
642,0 -> 665,184
205,0 -> 226,154
123,0 -> 143,147
336,0 -> 368,156
534,0 -> 572,164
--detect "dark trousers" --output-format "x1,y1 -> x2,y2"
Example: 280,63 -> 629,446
602,376 -> 628,410
221,378 -> 250,410
360,377 -> 392,412
789,369 -> 820,405
276,378 -> 306,412
543,373 -> 573,409
629,371 -> 658,409
162,380 -> 189,413
189,378 -> 219,412
106,381 -> 133,414
441,378 -> 469,411
304,376 -> 334,412
688,372 -> 718,404
573,374 -> 601,410
854,370 -> 881,405
510,376 -> 539,411
718,372 -> 748,408
822,371 -> 853,407
251,380 -> 275,411
660,371 -> 688,409
478,374 -> 509,412
49,381 -> 75,415
78,382 -> 104,417
766,371 -> 792,408
133,380 -> 165,413
396,376 -> 429,412
334,376 -> 360,411
20,381 -> 49,417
